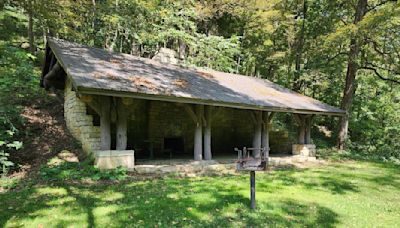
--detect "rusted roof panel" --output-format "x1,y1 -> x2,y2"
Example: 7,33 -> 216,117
44,38 -> 345,115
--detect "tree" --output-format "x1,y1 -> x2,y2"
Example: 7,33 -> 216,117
337,0 -> 400,149
337,0 -> 368,150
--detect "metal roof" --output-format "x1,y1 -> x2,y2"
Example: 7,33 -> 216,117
43,38 -> 345,116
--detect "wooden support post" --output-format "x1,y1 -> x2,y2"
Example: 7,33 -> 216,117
180,103 -> 204,161
116,98 -> 128,150
203,106 -> 212,160
100,96 -> 111,150
194,105 -> 204,161
261,112 -> 274,161
43,62 -> 62,89
252,111 -> 262,158
299,129 -> 306,144
305,115 -> 314,144
261,112 -> 269,150
294,114 -> 306,144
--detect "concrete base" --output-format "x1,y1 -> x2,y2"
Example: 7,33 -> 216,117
134,154 -> 322,176
292,144 -> 316,157
94,150 -> 135,170
135,160 -> 236,176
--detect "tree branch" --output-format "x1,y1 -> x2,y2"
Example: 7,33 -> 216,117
366,0 -> 397,13
326,52 -> 348,64
367,62 -> 400,75
365,39 -> 391,56
361,66 -> 400,84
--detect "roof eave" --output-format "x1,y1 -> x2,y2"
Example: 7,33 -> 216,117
77,86 -> 346,116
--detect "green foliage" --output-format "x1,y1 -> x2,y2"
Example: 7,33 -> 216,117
0,44 -> 39,97
39,160 -> 128,181
0,175 -> 20,189
349,73 -> 400,159
187,34 -> 241,72
0,117 -> 22,176
0,38 -> 41,175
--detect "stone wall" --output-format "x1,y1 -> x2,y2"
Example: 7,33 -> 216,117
146,101 -> 194,156
64,79 -> 101,153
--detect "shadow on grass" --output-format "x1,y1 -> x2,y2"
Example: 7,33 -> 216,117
258,167 -> 360,195
0,176 -> 339,227
1,155 -> 399,227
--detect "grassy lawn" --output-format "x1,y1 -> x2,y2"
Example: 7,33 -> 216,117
0,160 -> 399,227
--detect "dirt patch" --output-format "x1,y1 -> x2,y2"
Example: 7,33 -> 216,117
109,58 -> 124,68
172,79 -> 189,88
196,70 -> 214,79
92,72 -> 101,78
105,73 -> 118,80
129,76 -> 156,90
10,94 -> 83,178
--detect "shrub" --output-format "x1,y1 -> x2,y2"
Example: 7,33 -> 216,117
40,159 -> 128,181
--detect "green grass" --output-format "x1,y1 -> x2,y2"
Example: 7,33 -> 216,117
1,160 -> 399,227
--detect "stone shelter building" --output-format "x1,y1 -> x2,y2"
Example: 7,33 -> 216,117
41,38 -> 345,170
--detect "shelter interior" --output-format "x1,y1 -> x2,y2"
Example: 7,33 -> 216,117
85,98 -> 294,160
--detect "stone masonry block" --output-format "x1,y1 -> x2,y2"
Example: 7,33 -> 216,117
94,150 -> 135,170
292,144 -> 316,157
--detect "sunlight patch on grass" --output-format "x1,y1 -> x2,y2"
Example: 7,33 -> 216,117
93,205 -> 120,225
1,160 -> 399,227
11,205 -> 87,228
35,186 -> 68,195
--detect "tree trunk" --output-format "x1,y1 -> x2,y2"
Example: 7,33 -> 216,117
203,106 -> 212,160
337,0 -> 368,150
91,0 -> 96,44
292,0 -> 307,91
100,96 -> 111,150
27,0 -> 34,54
178,39 -> 186,60
109,28 -> 118,51
116,98 -> 127,150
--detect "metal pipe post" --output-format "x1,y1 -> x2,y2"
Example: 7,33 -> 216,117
250,171 -> 256,209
